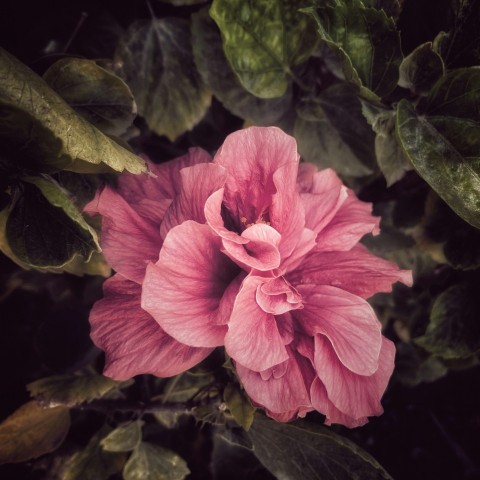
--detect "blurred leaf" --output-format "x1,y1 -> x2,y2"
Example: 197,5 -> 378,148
223,382 -> 255,431
249,415 -> 393,480
101,420 -> 143,452
63,426 -> 126,480
415,284 -> 480,360
0,47 -> 146,174
398,42 -> 444,95
210,0 -> 317,98
372,110 -> 411,186
5,177 -> 99,268
123,442 -> 190,480
156,371 -> 215,403
304,4 -> 402,99
115,17 -> 210,141
295,82 -> 376,177
191,8 -> 292,125
361,0 -> 402,18
43,58 -> 136,136
27,372 -> 131,408
0,401 -> 70,464
396,99 -> 480,229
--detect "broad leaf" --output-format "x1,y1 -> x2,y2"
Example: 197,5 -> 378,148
101,420 -> 143,452
0,401 -> 70,464
396,99 -> 480,229
223,382 -> 256,431
191,8 -> 292,126
63,426 -> 126,480
295,82 -> 376,177
43,58 -> 136,136
361,0 -> 402,19
5,177 -> 100,268
415,284 -> 480,359
304,4 -> 402,99
27,372 -> 130,408
249,415 -> 393,480
372,110 -> 411,186
210,0 -> 317,98
398,42 -> 444,95
115,17 -> 210,141
0,48 -> 145,174
123,442 -> 190,480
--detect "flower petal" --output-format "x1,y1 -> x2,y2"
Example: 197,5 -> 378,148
236,347 -> 313,421
214,126 -> 299,225
288,244 -> 413,299
84,186 -> 161,284
89,275 -> 212,380
225,276 -> 289,371
142,221 -> 240,347
313,335 -> 395,420
294,285 -> 382,375
256,277 -> 303,315
160,163 -> 227,239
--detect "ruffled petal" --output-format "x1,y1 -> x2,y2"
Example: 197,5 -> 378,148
225,276 -> 289,371
256,277 -> 303,315
84,186 -> 161,284
294,285 -> 382,375
214,126 -> 299,226
89,275 -> 212,380
160,163 -> 227,239
313,335 -> 395,420
236,347 -> 313,421
288,244 -> 413,299
315,191 -> 380,252
142,221 -> 240,347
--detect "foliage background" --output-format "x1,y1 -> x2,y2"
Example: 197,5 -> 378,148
1,0 -> 480,479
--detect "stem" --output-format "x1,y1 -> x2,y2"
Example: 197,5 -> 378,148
76,399 -> 194,416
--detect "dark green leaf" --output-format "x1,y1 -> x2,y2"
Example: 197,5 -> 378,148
100,420 -> 143,452
223,382 -> 256,431
415,284 -> 480,359
249,415 -> 393,480
295,82 -> 376,177
396,99 -> 480,229
5,177 -> 100,268
361,0 -> 402,19
191,8 -> 292,125
398,42 -> 444,95
0,48 -> 146,174
63,426 -> 126,480
0,401 -> 70,464
304,4 -> 402,98
27,372 -> 131,408
43,58 -> 136,136
210,0 -> 317,98
115,17 -> 210,141
123,442 -> 190,480
372,110 -> 411,186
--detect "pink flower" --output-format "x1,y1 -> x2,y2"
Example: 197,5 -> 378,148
86,127 -> 412,427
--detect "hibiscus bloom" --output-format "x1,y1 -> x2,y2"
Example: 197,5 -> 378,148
86,127 -> 411,427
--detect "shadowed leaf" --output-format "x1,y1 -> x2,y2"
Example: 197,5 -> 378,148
101,420 -> 143,452
223,382 -> 256,431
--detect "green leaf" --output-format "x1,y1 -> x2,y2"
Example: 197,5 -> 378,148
398,42 -> 444,95
304,4 -> 402,99
115,17 -> 210,141
43,58 -> 136,136
210,0 -> 317,98
123,442 -> 190,480
191,8 -> 292,125
63,426 -> 127,480
415,284 -> 480,359
361,0 -> 402,19
223,382 -> 256,431
372,109 -> 411,186
397,98 -> 480,229
0,401 -> 70,464
295,82 -> 376,177
0,48 -> 145,174
249,415 -> 393,480
27,372 -> 131,408
100,420 -> 143,452
5,176 -> 100,268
